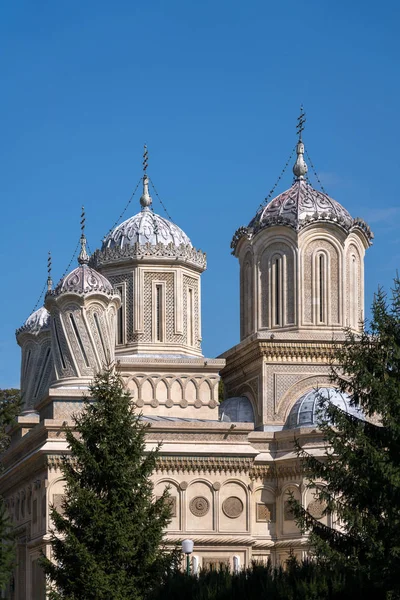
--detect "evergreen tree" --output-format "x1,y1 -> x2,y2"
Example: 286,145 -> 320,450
41,369 -> 174,600
291,277 -> 400,597
0,388 -> 21,591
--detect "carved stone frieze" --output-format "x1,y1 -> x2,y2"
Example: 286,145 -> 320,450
90,242 -> 207,271
222,496 -> 243,519
189,496 -> 209,517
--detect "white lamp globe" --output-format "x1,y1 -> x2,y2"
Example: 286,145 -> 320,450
182,539 -> 194,555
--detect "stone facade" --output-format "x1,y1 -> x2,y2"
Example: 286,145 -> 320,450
1,136 -> 373,598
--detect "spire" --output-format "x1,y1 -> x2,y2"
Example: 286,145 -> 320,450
140,144 -> 152,209
47,251 -> 53,292
78,206 -> 90,265
293,105 -> 308,180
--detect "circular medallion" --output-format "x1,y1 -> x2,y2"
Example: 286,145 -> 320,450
179,481 -> 188,491
189,496 -> 209,517
194,399 -> 202,409
307,499 -> 327,520
222,496 -> 243,519
165,398 -> 173,408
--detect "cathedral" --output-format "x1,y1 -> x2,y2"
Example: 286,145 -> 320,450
1,122 -> 373,599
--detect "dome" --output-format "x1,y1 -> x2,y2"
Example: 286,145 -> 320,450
53,264 -> 114,297
102,208 -> 192,250
284,387 -> 364,430
230,137 -> 373,254
16,306 -> 50,337
219,396 -> 255,423
249,179 -> 353,233
102,174 -> 192,250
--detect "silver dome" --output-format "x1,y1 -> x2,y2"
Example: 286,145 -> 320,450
219,396 -> 255,423
284,387 -> 363,430
249,179 -> 353,233
53,264 -> 114,297
16,306 -> 50,337
102,207 -> 192,250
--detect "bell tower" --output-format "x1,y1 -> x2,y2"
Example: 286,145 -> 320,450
222,111 -> 373,428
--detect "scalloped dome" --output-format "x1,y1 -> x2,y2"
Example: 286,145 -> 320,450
249,179 -> 353,233
16,306 -> 50,337
53,264 -> 114,297
102,208 -> 192,250
284,387 -> 363,430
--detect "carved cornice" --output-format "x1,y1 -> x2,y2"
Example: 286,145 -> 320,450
90,242 -> 207,272
156,455 -> 271,478
222,340 -> 340,377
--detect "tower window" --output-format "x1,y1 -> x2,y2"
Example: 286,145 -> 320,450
188,288 -> 194,346
272,256 -> 282,327
116,285 -> 124,345
318,254 -> 325,323
155,284 -> 163,342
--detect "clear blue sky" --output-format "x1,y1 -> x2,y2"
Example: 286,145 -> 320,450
1,0 -> 399,388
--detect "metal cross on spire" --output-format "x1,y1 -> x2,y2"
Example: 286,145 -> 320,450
140,144 -> 152,209
293,105 -> 308,180
143,144 -> 149,174
78,205 -> 90,265
47,251 -> 53,292
296,105 -> 306,141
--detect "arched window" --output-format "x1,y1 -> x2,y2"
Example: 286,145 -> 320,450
315,252 -> 327,325
351,254 -> 359,328
187,287 -> 194,346
115,284 -> 124,345
272,255 -> 283,327
319,254 -> 325,323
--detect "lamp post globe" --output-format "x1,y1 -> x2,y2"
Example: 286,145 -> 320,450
182,539 -> 194,575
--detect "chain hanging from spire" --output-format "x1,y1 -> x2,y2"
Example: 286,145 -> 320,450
293,105 -> 308,180
78,206 -> 90,265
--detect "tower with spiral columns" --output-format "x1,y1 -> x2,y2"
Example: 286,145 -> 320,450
45,222 -> 121,391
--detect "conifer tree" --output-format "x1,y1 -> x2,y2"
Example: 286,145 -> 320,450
0,388 -> 21,590
41,369 -> 174,600
291,277 -> 400,597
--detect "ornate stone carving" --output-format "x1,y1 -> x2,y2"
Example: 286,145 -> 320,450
212,482 -> 221,491
157,496 -> 177,517
179,481 -> 188,491
189,496 -> 210,517
307,499 -> 327,520
222,496 -> 243,519
283,501 -> 295,521
91,242 -> 207,271
256,502 -> 275,522
52,494 -> 65,516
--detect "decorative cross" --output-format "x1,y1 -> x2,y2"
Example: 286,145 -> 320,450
296,105 -> 306,141
143,144 -> 149,174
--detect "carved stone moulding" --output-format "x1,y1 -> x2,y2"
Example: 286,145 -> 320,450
256,502 -> 276,522
307,499 -> 327,520
189,496 -> 210,517
222,496 -> 244,519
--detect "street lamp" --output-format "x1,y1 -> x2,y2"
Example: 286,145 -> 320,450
182,539 -> 194,575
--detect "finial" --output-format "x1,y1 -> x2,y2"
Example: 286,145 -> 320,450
78,205 -> 90,265
293,105 -> 308,180
47,251 -> 53,292
140,144 -> 152,209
